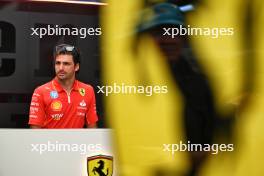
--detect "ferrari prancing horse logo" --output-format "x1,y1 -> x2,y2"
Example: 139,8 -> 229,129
87,155 -> 113,176
79,88 -> 85,96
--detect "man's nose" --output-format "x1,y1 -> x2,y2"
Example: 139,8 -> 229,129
58,63 -> 64,70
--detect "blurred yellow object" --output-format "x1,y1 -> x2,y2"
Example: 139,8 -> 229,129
102,1 -> 189,175
187,0 -> 264,175
187,0 -> 245,117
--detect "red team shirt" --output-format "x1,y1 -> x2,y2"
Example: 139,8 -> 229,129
28,78 -> 98,128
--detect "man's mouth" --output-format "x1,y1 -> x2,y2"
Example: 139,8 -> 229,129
58,72 -> 66,76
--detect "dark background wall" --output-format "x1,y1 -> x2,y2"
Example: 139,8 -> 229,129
0,2 -> 104,128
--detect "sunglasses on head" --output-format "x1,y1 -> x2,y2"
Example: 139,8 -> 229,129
55,45 -> 75,53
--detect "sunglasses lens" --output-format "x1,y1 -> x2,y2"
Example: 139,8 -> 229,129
65,46 -> 74,51
56,45 -> 74,52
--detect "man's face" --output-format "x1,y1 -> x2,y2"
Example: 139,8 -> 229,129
150,27 -> 185,61
55,54 -> 79,81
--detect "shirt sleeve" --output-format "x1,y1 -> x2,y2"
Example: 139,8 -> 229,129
28,88 -> 46,127
86,87 -> 98,125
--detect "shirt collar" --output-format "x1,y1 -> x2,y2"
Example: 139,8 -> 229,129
52,78 -> 79,92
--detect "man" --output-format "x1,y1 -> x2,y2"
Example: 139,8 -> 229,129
137,3 -> 216,175
28,44 -> 98,128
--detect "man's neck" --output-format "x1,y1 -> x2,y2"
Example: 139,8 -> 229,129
56,77 -> 75,93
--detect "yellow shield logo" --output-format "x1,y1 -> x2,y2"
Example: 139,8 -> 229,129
51,100 -> 62,111
87,155 -> 113,176
79,88 -> 86,96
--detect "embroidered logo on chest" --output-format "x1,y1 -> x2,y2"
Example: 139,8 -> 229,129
50,91 -> 59,99
51,113 -> 63,120
79,88 -> 85,96
80,100 -> 86,107
51,100 -> 62,111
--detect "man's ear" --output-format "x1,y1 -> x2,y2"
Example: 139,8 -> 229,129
75,63 -> 80,72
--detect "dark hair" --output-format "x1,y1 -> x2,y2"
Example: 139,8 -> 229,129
53,44 -> 81,65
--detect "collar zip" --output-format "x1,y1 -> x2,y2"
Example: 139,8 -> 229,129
64,88 -> 73,104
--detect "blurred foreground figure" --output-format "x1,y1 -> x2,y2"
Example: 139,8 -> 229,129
137,3 -> 216,176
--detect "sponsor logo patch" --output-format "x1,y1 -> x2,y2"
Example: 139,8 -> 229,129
79,88 -> 85,96
31,102 -> 39,106
29,115 -> 38,119
80,100 -> 86,107
51,113 -> 63,120
77,112 -> 85,117
51,100 -> 62,111
30,107 -> 39,114
32,97 -> 38,101
50,90 -> 59,99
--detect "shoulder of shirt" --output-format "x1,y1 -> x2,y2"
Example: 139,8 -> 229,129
77,80 -> 94,91
34,81 -> 53,92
